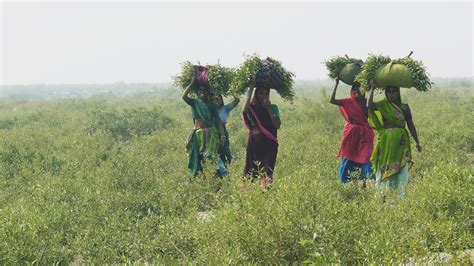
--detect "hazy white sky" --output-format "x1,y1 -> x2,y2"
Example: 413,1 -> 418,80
1,1 -> 473,85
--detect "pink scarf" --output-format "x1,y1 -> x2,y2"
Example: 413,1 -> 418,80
244,106 -> 278,143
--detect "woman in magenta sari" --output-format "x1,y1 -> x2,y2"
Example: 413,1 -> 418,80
330,78 -> 375,184
242,86 -> 281,189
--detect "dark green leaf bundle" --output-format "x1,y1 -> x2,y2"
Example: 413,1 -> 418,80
232,54 -> 295,101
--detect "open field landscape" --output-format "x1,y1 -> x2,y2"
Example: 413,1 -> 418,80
2,1 -> 473,263
0,81 -> 472,264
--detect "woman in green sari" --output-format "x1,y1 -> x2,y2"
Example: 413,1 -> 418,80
182,77 -> 227,178
367,83 -> 422,197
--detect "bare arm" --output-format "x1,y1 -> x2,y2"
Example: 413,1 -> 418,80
244,87 -> 254,111
406,119 -> 422,152
182,77 -> 195,105
329,78 -> 342,106
367,80 -> 377,110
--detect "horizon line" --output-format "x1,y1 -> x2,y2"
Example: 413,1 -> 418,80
1,76 -> 472,87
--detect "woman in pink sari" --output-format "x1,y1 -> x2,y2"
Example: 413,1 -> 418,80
242,86 -> 281,189
330,78 -> 375,184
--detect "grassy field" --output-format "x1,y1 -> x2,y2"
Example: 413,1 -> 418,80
0,84 -> 472,264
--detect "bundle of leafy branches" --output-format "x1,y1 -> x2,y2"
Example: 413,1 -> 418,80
356,54 -> 432,92
324,55 -> 364,85
390,57 -> 432,92
208,64 -> 235,97
355,55 -> 391,92
230,54 -> 262,96
172,61 -> 196,90
232,54 -> 295,101
172,61 -> 234,96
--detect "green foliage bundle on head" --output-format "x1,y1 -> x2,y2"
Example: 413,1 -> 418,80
356,53 -> 433,92
208,64 -> 235,97
324,56 -> 353,80
355,54 -> 392,92
232,54 -> 295,101
260,57 -> 296,101
391,57 -> 432,91
173,61 -> 236,97
231,54 -> 262,96
324,55 -> 364,85
172,61 -> 196,90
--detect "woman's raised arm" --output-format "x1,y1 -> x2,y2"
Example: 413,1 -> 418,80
367,80 -> 377,110
329,78 -> 342,106
243,87 -> 254,111
182,77 -> 195,105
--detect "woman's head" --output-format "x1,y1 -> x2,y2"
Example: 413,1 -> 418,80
254,87 -> 270,103
196,86 -> 210,101
212,94 -> 224,108
351,83 -> 365,100
385,86 -> 401,103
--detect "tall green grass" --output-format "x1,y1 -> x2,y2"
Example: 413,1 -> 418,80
0,86 -> 472,264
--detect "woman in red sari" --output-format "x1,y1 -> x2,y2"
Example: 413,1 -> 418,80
330,78 -> 375,184
242,86 -> 281,189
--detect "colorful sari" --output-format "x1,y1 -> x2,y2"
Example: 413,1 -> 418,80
185,99 -> 227,177
369,98 -> 413,197
242,95 -> 279,181
337,95 -> 375,183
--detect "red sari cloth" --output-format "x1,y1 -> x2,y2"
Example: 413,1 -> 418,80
337,95 -> 374,164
